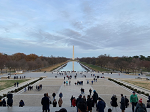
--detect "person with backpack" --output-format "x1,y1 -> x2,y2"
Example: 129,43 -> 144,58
135,99 -> 147,112
89,88 -> 92,96
125,96 -> 129,108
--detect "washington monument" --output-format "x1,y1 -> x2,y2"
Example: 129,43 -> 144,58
72,45 -> 74,60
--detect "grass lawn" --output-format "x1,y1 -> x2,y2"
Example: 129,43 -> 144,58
36,61 -> 68,72
121,79 -> 150,90
0,79 -> 29,91
80,62 -> 110,72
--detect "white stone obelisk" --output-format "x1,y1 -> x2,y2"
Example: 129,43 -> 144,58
73,45 -> 74,60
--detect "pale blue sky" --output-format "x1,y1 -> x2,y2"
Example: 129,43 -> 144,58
0,0 -> 150,58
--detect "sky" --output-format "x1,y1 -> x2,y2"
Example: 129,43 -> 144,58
0,0 -> 150,58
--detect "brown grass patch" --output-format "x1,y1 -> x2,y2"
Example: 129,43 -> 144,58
37,61 -> 67,72
0,82 -> 5,86
121,79 -> 150,90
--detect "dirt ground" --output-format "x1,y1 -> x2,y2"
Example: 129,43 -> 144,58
121,78 -> 150,90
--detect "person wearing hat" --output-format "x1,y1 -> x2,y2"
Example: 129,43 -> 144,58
96,97 -> 106,112
130,91 -> 138,112
135,99 -> 147,112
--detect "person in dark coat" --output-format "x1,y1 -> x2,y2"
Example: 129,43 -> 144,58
41,93 -> 50,112
17,82 -> 19,87
19,100 -> 25,107
76,94 -> 83,106
91,96 -> 94,107
53,99 -> 57,107
70,95 -> 74,107
135,99 -> 147,112
2,99 -> 6,106
97,97 -> 106,112
147,96 -> 150,108
87,95 -> 92,112
52,92 -> 56,100
93,90 -> 98,107
55,108 -> 67,112
89,88 -> 92,96
120,94 -> 125,112
59,92 -> 63,98
111,95 -> 118,107
77,98 -> 87,112
7,92 -> 13,107
125,96 -> 129,108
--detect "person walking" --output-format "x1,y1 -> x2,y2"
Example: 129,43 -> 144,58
14,83 -> 16,87
80,88 -> 84,94
58,98 -> 63,107
89,88 -> 92,96
91,80 -> 93,84
125,96 -> 129,108
46,93 -> 51,112
72,97 -> 76,107
7,92 -> 13,107
93,90 -> 98,107
41,93 -> 50,112
87,95 -> 92,112
76,94 -> 83,111
70,95 -> 74,107
17,82 -> 19,87
130,91 -> 138,112
64,81 -> 66,85
59,92 -> 63,98
52,92 -> 56,101
120,94 -> 125,112
135,99 -> 147,112
97,97 -> 106,112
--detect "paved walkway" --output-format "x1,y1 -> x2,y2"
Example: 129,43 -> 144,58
1,76 -> 150,112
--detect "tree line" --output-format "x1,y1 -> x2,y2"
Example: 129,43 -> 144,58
79,54 -> 150,73
0,53 -> 67,73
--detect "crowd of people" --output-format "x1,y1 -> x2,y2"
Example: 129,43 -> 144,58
13,76 -> 26,79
